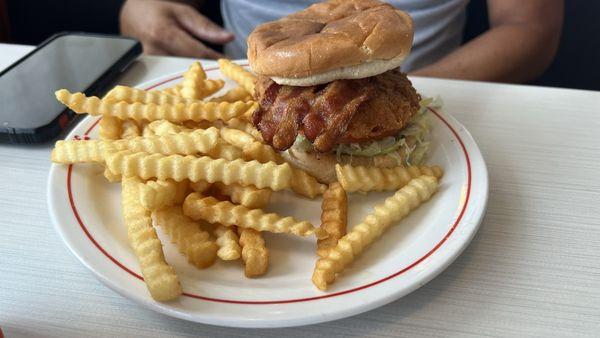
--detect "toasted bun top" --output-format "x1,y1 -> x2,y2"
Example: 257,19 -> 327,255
247,0 -> 414,83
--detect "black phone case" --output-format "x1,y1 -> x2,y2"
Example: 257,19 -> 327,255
0,32 -> 142,144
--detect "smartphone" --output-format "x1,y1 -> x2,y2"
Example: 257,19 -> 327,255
0,32 -> 142,144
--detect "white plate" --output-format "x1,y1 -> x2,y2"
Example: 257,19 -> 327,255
47,63 -> 489,328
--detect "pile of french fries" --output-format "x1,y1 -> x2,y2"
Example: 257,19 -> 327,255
51,59 -> 443,301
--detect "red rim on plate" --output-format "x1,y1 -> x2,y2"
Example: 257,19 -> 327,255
66,69 -> 472,304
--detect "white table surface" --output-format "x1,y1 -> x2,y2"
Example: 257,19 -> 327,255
1,42 -> 599,338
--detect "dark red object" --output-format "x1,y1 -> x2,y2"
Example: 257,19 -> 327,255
254,70 -> 420,152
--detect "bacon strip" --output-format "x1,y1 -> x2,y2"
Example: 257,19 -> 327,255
253,70 -> 419,152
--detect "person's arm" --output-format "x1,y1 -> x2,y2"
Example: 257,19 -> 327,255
120,0 -> 234,58
411,0 -> 563,83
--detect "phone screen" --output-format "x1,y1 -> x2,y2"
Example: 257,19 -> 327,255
0,34 -> 140,142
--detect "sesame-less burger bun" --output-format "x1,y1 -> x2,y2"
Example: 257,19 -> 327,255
247,0 -> 414,86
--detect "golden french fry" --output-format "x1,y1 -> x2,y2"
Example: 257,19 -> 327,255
153,205 -> 218,268
183,120 -> 213,130
221,129 -> 279,165
142,127 -> 154,137
121,120 -> 141,139
104,85 -> 190,105
180,62 -> 225,100
105,150 -> 293,191
213,225 -> 241,261
220,118 -> 263,142
238,141 -> 280,163
144,120 -> 186,136
146,120 -> 215,136
185,62 -> 206,80
205,140 -> 244,161
239,109 -> 254,122
51,140 -> 115,164
55,89 -> 257,123
99,116 -> 122,140
219,127 -> 257,149
220,129 -> 326,198
189,180 -> 212,193
238,228 -> 269,277
181,62 -> 225,100
213,182 -> 271,209
317,182 -> 348,258
243,142 -> 326,198
312,175 -> 439,290
183,193 -> 325,238
161,85 -> 182,97
139,179 -> 188,210
218,59 -> 256,95
417,165 -> 444,178
289,168 -> 328,199
335,164 -> 444,193
51,128 -> 219,164
119,128 -> 219,155
103,168 -> 121,182
210,86 -> 252,103
121,176 -> 181,300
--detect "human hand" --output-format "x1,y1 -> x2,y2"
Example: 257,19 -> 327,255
120,0 -> 234,58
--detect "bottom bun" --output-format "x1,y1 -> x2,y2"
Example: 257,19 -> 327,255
282,146 -> 400,184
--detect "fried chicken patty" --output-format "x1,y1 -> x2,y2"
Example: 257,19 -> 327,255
253,69 -> 420,152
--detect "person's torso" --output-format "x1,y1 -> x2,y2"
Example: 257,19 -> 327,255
221,0 -> 469,72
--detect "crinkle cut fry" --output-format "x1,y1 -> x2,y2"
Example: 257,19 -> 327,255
182,79 -> 225,100
205,140 -> 244,161
51,140 -> 113,164
219,118 -> 264,142
312,175 -> 439,290
121,176 -> 181,300
143,120 -> 186,136
214,182 -> 271,209
105,150 -> 293,191
218,59 -> 256,95
189,180 -> 212,193
220,128 -> 326,198
241,145 -> 325,198
55,89 -> 257,123
335,164 -> 443,193
210,86 -> 253,103
317,182 -> 348,258
104,85 -> 190,105
120,120 -> 141,139
219,127 -> 256,148
238,228 -> 269,277
51,128 -> 219,164
181,61 -> 206,100
99,116 -> 122,140
139,179 -> 189,210
162,85 -> 182,97
242,141 -> 325,198
181,62 -> 225,100
183,193 -> 326,238
115,128 -> 219,155
213,225 -> 241,261
103,168 -> 122,182
153,206 -> 218,268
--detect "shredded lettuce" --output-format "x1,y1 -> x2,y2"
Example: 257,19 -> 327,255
295,135 -> 314,151
418,96 -> 443,113
293,96 -> 439,166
